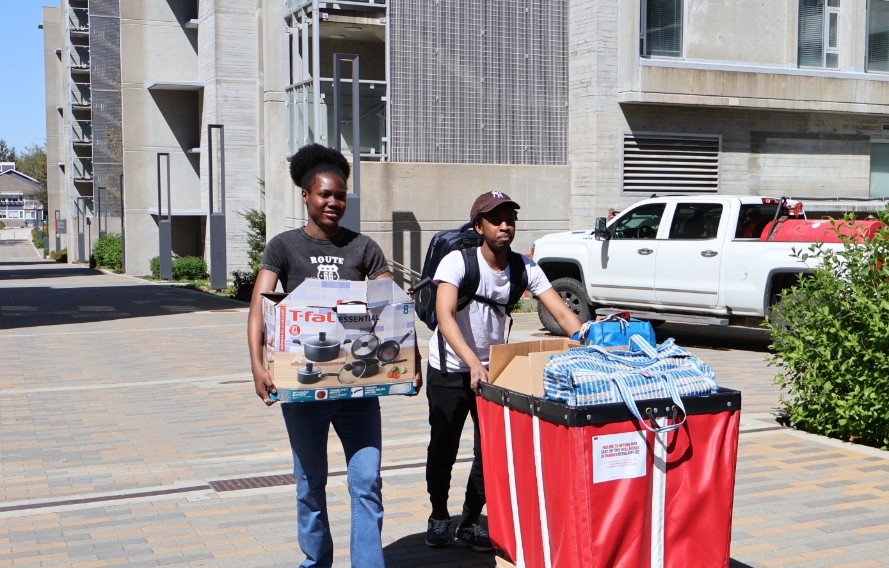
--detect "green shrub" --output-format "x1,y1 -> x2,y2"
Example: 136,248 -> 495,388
50,248 -> 67,262
231,269 -> 256,302
92,234 -> 123,272
149,255 -> 209,281
172,256 -> 209,281
229,207 -> 267,302
766,208 -> 889,450
0,221 -> 5,229
242,208 -> 266,274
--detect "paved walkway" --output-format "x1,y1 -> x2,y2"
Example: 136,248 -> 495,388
1,229 -> 888,567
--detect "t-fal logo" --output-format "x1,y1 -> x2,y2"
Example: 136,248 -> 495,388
288,309 -> 336,323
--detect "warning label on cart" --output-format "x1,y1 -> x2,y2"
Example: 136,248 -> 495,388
592,432 -> 647,483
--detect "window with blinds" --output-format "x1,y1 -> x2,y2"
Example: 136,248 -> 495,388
641,0 -> 682,58
868,0 -> 889,72
621,133 -> 720,194
798,0 -> 840,69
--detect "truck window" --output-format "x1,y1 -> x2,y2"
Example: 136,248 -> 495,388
735,204 -> 779,239
611,203 -> 666,239
669,203 -> 723,240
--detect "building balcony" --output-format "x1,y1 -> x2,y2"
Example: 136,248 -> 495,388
69,45 -> 90,71
70,82 -> 91,108
68,7 -> 89,36
72,157 -> 93,181
617,59 -> 889,116
71,120 -> 92,145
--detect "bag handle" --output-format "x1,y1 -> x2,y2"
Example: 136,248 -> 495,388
578,312 -> 635,344
609,372 -> 687,434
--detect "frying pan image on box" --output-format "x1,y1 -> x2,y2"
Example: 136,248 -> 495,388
335,357 -> 408,385
352,329 -> 413,363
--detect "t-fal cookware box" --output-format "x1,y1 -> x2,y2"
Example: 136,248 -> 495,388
261,278 -> 416,402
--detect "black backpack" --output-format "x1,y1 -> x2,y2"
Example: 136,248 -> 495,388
409,222 -> 529,332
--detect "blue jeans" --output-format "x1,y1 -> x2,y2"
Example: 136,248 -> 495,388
282,398 -> 384,568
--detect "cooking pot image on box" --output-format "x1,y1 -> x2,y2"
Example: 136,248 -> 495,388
294,331 -> 352,363
335,357 -> 408,385
296,362 -> 339,385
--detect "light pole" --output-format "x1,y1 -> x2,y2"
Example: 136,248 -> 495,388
86,216 -> 92,265
54,209 -> 60,254
207,124 -> 227,290
96,186 -> 106,237
156,153 -> 172,280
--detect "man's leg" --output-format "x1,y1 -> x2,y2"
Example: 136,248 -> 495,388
425,365 -> 472,518
453,384 -> 493,553
425,364 -> 472,546
461,394 -> 486,524
332,398 -> 385,568
282,401 -> 335,568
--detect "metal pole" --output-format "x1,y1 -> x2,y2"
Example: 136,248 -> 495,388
54,209 -> 60,253
207,124 -> 228,291
120,172 -> 126,273
96,186 -> 105,236
333,53 -> 361,232
157,153 -> 172,280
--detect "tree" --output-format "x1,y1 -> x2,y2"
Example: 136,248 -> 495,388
0,139 -> 16,162
16,143 -> 48,210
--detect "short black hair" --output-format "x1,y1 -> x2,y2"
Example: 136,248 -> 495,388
289,144 -> 351,190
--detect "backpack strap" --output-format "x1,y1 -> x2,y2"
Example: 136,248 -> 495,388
438,247 -> 481,376
457,247 -> 480,312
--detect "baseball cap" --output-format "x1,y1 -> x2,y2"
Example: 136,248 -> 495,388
470,191 -> 520,221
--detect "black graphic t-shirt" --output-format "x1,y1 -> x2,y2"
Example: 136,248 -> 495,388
259,227 -> 389,293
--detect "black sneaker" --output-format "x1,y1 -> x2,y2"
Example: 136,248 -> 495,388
454,522 -> 493,552
425,517 -> 452,548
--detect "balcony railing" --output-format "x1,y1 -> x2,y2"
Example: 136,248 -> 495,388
69,7 -> 89,33
72,157 -> 93,181
71,120 -> 92,144
69,46 -> 90,70
70,82 -> 91,107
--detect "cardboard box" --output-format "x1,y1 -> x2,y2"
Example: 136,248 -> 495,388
262,278 -> 416,403
488,338 -> 578,396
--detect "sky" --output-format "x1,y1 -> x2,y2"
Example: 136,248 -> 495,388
0,0 -> 50,153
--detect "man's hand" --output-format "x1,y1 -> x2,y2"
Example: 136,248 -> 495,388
469,363 -> 489,393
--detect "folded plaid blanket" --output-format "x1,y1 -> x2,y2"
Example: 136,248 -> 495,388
542,338 -> 718,407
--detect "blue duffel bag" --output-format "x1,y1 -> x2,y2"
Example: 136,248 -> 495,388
579,311 -> 656,351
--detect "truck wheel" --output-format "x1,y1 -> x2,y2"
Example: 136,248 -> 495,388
538,277 -> 592,335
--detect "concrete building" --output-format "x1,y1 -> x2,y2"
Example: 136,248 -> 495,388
42,0 -> 889,279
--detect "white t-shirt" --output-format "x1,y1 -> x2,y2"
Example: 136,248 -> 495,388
428,248 -> 552,372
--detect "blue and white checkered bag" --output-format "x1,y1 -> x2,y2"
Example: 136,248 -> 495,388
542,336 -> 718,409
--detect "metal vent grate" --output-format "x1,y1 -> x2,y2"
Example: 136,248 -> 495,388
209,475 -> 295,492
389,0 -> 568,165
622,133 -> 721,194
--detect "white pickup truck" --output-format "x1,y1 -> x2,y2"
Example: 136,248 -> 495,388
531,195 -> 883,334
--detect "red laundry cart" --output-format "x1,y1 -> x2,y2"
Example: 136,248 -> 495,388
478,379 -> 741,568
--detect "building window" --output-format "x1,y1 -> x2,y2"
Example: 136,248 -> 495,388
868,0 -> 889,72
621,133 -> 720,194
798,0 -> 840,69
870,141 -> 889,198
642,0 -> 682,57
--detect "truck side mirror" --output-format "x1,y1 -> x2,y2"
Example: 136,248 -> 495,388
594,217 -> 610,240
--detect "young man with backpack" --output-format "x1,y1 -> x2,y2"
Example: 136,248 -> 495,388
423,191 -> 583,551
